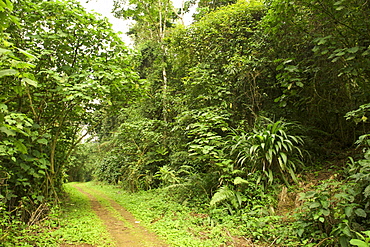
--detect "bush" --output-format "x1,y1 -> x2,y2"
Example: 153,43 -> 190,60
294,135 -> 370,246
232,118 -> 304,187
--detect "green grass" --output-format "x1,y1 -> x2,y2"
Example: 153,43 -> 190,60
50,182 -> 114,246
83,181 -> 230,247
77,183 -> 133,228
1,181 -> 294,246
0,183 -> 114,247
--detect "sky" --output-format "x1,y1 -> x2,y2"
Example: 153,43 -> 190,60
78,0 -> 195,46
78,0 -> 133,45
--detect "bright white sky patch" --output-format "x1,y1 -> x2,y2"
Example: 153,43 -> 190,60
78,0 -> 133,45
77,0 -> 195,46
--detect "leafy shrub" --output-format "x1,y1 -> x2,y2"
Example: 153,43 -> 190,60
209,171 -> 277,216
348,134 -> 370,207
176,107 -> 232,174
155,165 -> 181,186
295,180 -> 364,246
350,231 -> 370,247
292,132 -> 370,246
210,185 -> 243,214
232,119 -> 304,187
93,115 -> 168,191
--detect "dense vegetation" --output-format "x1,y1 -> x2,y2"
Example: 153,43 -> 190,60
0,0 -> 141,244
1,0 -> 370,246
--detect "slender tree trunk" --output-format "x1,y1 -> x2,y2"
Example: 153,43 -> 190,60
159,0 -> 168,123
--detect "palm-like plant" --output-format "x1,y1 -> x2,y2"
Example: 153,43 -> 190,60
233,120 -> 304,186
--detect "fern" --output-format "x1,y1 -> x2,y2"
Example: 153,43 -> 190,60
210,185 -> 235,207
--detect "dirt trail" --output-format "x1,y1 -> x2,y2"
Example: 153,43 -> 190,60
71,183 -> 168,247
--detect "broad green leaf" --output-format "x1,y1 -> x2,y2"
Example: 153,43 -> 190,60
276,141 -> 282,150
20,162 -> 30,171
349,239 -> 367,247
347,47 -> 359,54
0,68 -> 18,78
14,140 -> 27,154
334,0 -> 344,5
271,121 -> 281,133
0,103 -> 8,111
296,81 -> 304,87
336,51 -> 346,56
261,143 -> 266,149
276,64 -> 284,71
364,231 -> 370,238
312,46 -> 320,53
321,200 -> 329,208
250,145 -> 258,155
342,226 -> 352,237
11,60 -> 35,69
309,201 -> 321,208
22,77 -> 38,87
345,206 -> 353,217
297,228 -> 304,237
336,5 -> 345,11
16,48 -> 37,61
0,47 -> 11,54
300,191 -> 315,199
362,49 -> 370,56
355,208 -> 367,218
364,185 -> 370,198
0,126 -> 15,136
234,177 -> 248,185
321,49 -> 329,55
339,236 -> 350,247
267,169 -> 273,183
36,138 -> 48,145
280,152 -> 287,165
235,191 -> 243,207
321,209 -> 330,216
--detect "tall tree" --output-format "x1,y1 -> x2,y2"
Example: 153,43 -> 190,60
1,0 -> 140,221
259,0 -> 370,147
169,0 -> 265,123
113,0 -> 179,122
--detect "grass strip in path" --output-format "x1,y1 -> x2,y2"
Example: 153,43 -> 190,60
82,182 -> 228,247
72,183 -> 168,247
56,182 -> 114,247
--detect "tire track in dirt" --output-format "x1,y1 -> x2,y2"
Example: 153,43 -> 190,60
71,183 -> 168,247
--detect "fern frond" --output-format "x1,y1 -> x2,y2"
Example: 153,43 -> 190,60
210,185 -> 235,207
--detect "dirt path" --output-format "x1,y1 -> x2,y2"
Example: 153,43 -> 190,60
71,183 -> 168,247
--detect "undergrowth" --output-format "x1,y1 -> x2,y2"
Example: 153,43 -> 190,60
0,183 -> 113,246
83,181 -> 229,247
52,183 -> 114,246
82,180 -> 299,246
84,155 -> 370,247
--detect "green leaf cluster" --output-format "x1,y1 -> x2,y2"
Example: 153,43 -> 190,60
0,0 -> 141,240
233,119 -> 304,186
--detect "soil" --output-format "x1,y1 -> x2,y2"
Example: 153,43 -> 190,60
70,183 -> 168,247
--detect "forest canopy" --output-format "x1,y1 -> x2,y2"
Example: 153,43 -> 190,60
1,0 -> 370,246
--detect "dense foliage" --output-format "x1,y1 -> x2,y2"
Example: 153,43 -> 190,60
0,0 -> 140,244
1,0 -> 370,245
86,0 -> 370,245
